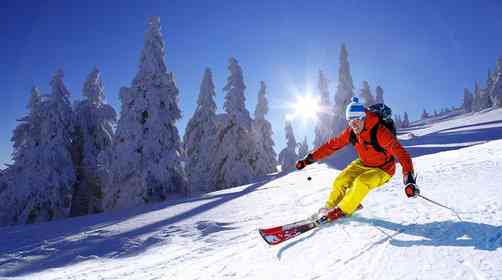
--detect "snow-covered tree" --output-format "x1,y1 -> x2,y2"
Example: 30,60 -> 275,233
10,87 -> 43,166
211,57 -> 258,189
99,17 -> 186,209
358,80 -> 375,107
71,68 -> 116,216
472,82 -> 482,112
0,71 -> 76,226
433,109 -> 438,117
487,66 -> 502,107
278,121 -> 298,172
496,58 -> 502,75
478,81 -> 491,110
402,112 -> 410,128
490,72 -> 502,107
472,81 -> 491,111
394,114 -> 402,128
375,86 -> 384,104
480,89 -> 493,110
253,81 -> 278,176
421,109 -> 429,120
333,44 -> 355,135
463,88 -> 474,113
330,44 -> 356,168
487,69 -> 495,91
298,136 -> 309,159
0,88 -> 41,225
184,68 -> 218,192
314,70 -> 333,148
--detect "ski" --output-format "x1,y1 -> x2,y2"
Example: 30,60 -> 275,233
258,205 -> 363,245
259,217 -> 318,245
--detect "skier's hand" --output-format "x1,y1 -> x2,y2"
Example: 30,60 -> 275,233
404,184 -> 420,198
296,153 -> 315,170
295,160 -> 307,170
403,172 -> 419,198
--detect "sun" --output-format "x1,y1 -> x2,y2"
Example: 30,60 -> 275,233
286,94 -> 321,123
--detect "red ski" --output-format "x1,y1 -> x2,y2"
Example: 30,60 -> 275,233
259,218 -> 317,245
258,205 -> 363,245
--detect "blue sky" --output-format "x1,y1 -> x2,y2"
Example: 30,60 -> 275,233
2,0 -> 502,167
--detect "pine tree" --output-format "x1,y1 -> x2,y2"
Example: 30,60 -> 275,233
403,112 -> 410,128
333,44 -> 355,133
11,87 -> 42,166
278,121 -> 298,172
375,86 -> 384,104
212,57 -> 258,189
298,136 -> 309,159
72,68 -> 116,216
394,114 -> 402,128
314,70 -> 333,148
253,81 -> 278,176
490,72 -> 502,107
421,109 -> 429,120
497,58 -> 502,75
184,68 -> 218,193
359,80 -> 375,107
0,87 -> 43,226
481,89 -> 493,109
1,71 -> 76,226
487,69 -> 495,91
330,44 -> 356,168
487,68 -> 497,107
100,17 -> 186,209
472,81 -> 483,112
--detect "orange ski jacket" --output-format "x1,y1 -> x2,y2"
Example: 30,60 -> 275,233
311,110 -> 414,176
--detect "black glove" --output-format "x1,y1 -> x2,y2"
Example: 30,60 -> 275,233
403,172 -> 419,198
296,153 -> 315,170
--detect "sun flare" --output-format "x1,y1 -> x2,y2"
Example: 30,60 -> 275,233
286,94 -> 321,123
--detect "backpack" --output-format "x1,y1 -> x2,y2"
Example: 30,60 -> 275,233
349,103 -> 396,154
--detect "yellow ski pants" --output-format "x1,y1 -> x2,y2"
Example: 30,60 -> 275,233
326,159 -> 392,214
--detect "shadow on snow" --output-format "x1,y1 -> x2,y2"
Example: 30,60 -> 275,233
0,172 -> 285,277
352,216 -> 502,251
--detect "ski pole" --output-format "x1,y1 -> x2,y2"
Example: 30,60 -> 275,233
417,194 -> 463,222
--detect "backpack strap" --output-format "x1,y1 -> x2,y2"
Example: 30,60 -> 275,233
368,123 -> 396,168
349,129 -> 357,145
350,123 -> 392,157
370,123 -> 386,154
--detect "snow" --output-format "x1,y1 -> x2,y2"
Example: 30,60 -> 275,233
1,109 -> 502,279
399,107 -> 502,157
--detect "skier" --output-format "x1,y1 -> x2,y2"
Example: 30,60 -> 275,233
296,97 -> 419,223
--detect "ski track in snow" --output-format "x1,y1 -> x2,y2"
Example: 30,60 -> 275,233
1,109 -> 502,279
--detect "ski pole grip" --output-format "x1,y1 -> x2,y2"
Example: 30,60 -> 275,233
405,184 -> 418,198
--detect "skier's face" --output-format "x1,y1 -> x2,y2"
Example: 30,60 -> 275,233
348,118 -> 365,134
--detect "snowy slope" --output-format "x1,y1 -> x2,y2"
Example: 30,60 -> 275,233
1,111 -> 502,280
399,107 -> 502,157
